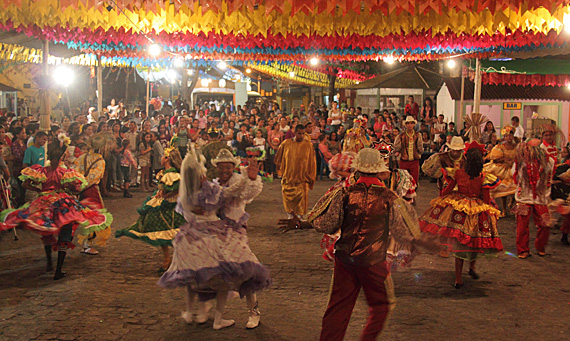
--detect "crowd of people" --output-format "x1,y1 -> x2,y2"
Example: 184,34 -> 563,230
0,95 -> 569,340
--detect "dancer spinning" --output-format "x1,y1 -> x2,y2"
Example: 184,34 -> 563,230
419,141 -> 503,288
70,133 -> 113,255
483,126 -> 517,216
211,149 -> 265,328
0,146 -> 112,279
158,147 -> 271,330
513,139 -> 555,259
116,147 -> 185,270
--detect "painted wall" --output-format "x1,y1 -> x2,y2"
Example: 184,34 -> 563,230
437,82 -> 569,140
435,83 -> 455,123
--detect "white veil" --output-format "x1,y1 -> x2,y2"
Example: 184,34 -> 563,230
176,143 -> 207,221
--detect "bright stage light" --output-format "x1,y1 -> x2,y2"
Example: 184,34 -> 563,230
218,61 -> 228,70
166,69 -> 177,84
447,60 -> 456,68
383,56 -> 395,64
148,44 -> 161,57
310,57 -> 319,66
173,58 -> 184,68
53,66 -> 74,87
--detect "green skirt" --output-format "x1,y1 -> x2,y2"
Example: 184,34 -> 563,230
115,197 -> 185,247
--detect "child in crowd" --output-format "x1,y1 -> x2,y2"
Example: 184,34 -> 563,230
120,139 -> 137,198
138,132 -> 152,191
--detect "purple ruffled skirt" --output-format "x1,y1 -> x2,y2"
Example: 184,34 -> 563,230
157,218 -> 271,299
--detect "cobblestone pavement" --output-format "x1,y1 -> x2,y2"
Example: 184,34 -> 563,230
1,178 -> 570,341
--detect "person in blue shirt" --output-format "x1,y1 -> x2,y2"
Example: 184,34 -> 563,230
23,131 -> 48,167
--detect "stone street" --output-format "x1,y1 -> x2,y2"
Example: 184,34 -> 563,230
1,178 -> 569,340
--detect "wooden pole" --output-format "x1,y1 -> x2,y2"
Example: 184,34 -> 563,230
97,55 -> 103,115
459,65 -> 465,120
146,67 -> 150,116
473,58 -> 481,113
39,41 -> 51,132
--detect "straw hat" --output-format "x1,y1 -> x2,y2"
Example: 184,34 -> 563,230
446,136 -> 465,151
211,149 -> 241,167
353,148 -> 389,174
88,133 -> 106,150
403,116 -> 417,125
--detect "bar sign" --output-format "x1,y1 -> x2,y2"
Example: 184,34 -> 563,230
503,102 -> 522,110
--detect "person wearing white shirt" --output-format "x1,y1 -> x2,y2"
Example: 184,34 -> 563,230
511,116 -> 524,140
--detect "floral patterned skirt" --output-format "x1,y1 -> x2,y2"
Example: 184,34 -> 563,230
419,193 -> 503,258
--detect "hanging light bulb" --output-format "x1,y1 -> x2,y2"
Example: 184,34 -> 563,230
246,68 -> 252,73
383,56 -> 395,65
447,59 -> 456,68
310,57 -> 319,66
148,44 -> 161,57
219,79 -> 226,88
218,61 -> 227,70
173,58 -> 184,68
200,78 -> 209,87
289,71 -> 295,77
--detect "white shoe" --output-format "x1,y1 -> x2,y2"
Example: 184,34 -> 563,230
195,301 -> 213,324
181,311 -> 193,324
246,309 -> 261,329
213,309 -> 235,330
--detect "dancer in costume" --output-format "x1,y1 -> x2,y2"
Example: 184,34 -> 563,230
70,133 -> 113,255
483,126 -> 517,217
274,124 -> 316,219
539,123 -> 563,163
422,136 -> 466,193
200,128 -> 232,180
115,148 -> 185,270
513,139 -> 555,259
312,148 -> 435,340
158,146 -> 271,330
419,141 -> 503,288
211,149 -> 265,328
551,145 -> 570,246
0,146 -> 112,280
341,118 -> 371,153
394,116 -> 424,191
374,140 -> 417,202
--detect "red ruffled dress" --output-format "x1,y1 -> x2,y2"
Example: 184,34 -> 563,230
0,165 -> 112,250
419,168 -> 503,260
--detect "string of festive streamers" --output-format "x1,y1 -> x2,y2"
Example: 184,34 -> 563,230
8,0 -> 570,17
0,1 -> 567,38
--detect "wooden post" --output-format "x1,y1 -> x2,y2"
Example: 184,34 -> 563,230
97,55 -> 103,114
39,40 -> 51,132
459,65 -> 465,120
146,67 -> 150,115
473,58 -> 481,113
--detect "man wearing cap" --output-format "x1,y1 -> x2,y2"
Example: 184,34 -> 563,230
274,124 -> 316,219
422,136 -> 466,193
211,149 -> 265,329
313,148 -> 428,341
71,133 -> 112,255
201,128 -> 232,181
394,116 -> 424,187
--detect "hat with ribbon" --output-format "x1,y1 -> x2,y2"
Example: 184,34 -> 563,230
353,148 -> 389,174
211,149 -> 241,167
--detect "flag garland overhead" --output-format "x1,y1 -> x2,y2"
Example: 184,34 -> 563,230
0,0 -> 568,62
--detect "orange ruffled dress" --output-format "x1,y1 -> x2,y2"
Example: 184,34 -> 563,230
419,168 -> 503,260
0,165 -> 112,248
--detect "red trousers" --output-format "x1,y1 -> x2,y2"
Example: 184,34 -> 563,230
516,204 -> 550,254
320,258 -> 395,341
398,160 -> 419,185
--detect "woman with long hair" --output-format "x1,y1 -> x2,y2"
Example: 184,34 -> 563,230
483,126 -> 517,216
0,145 -> 112,279
481,121 -> 496,145
116,148 -> 185,270
138,132 -> 153,191
419,142 -> 503,288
